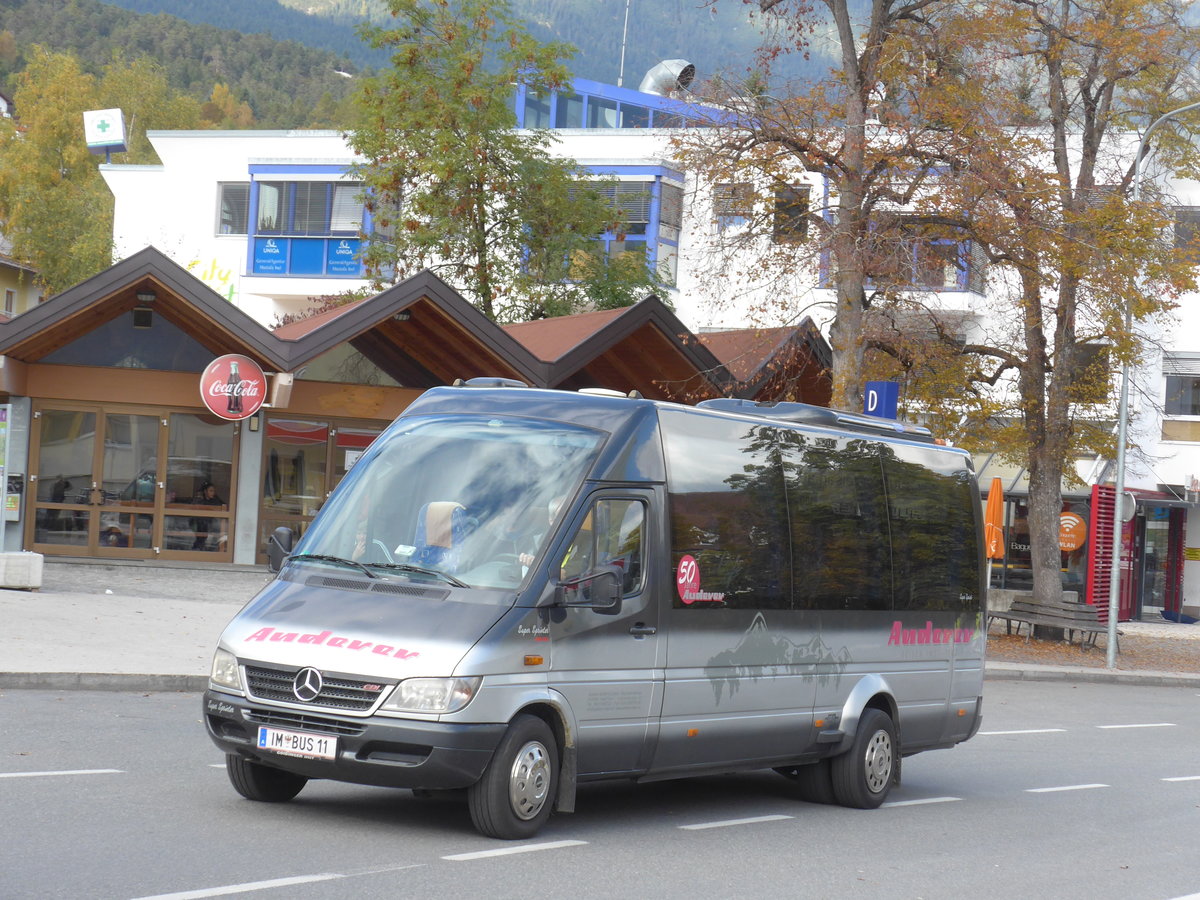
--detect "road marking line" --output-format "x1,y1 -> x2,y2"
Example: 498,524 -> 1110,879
1163,776 -> 1200,782
1096,723 -> 1176,729
882,797 -> 961,807
1026,783 -> 1109,793
680,814 -> 793,830
0,769 -> 123,779
979,729 -> 1066,735
443,840 -> 587,861
130,873 -> 345,899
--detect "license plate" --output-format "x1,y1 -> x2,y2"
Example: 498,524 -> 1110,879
256,726 -> 337,760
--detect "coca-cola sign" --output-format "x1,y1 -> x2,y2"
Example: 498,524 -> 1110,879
200,354 -> 266,421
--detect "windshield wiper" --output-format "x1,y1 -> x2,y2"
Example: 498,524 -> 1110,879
286,553 -> 377,579
366,561 -> 469,589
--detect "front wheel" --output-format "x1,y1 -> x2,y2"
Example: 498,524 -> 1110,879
226,754 -> 308,802
468,714 -> 558,839
831,708 -> 896,809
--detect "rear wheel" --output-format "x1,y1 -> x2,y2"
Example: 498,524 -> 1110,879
776,758 -> 836,804
226,754 -> 308,802
468,714 -> 558,839
831,709 -> 896,809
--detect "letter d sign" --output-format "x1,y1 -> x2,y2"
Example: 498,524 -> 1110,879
863,381 -> 899,420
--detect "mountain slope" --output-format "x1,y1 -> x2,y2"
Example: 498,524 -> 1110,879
0,0 -> 360,128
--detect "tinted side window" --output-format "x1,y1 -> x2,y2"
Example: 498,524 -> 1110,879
783,435 -> 891,611
662,412 -> 791,610
560,498 -> 645,596
883,445 -> 981,612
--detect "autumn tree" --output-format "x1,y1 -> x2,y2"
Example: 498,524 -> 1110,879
0,48 -> 200,295
0,49 -> 112,294
347,0 -> 665,322
674,0 -> 964,409
884,0 -> 1200,608
200,83 -> 256,129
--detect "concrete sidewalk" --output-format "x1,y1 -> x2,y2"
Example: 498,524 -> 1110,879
1,558 -> 1199,691
0,558 -> 272,691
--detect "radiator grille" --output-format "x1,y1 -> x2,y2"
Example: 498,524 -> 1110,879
244,663 -> 391,712
244,709 -> 367,737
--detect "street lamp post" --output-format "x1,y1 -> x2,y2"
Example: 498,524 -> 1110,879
1107,99 -> 1200,669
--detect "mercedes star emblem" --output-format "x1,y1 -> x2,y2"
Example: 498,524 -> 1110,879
292,667 -> 323,702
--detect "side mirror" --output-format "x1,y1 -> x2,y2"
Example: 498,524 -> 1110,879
555,564 -> 623,615
267,526 -> 295,573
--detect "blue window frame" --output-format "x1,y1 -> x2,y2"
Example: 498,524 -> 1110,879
566,169 -> 683,287
512,78 -> 703,130
244,166 -> 367,277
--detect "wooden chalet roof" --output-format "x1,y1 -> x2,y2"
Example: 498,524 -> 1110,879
0,246 -> 290,373
503,298 -> 731,402
699,320 -> 832,405
0,246 -> 832,410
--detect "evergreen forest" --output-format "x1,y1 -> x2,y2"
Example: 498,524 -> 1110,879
0,0 -> 362,128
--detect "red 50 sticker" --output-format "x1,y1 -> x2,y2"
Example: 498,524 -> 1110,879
677,554 -> 700,604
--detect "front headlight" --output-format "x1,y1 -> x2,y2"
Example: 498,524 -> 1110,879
209,648 -> 242,692
381,677 -> 481,714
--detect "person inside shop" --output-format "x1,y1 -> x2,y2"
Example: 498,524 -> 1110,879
191,481 -> 225,551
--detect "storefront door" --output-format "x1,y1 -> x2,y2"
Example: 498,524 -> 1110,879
28,404 -> 238,560
257,416 -> 383,563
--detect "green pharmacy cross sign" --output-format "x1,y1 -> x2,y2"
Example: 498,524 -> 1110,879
82,108 -> 128,159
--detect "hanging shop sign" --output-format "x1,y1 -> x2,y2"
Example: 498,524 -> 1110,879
1059,511 -> 1087,552
200,354 -> 266,421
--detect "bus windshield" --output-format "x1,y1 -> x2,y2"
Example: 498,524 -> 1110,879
295,414 -> 605,591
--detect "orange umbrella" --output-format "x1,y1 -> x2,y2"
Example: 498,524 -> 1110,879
984,476 -> 1005,559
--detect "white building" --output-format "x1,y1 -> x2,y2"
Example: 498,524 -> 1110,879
97,74 -> 1200,620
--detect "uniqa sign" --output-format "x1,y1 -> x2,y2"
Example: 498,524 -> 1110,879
200,354 -> 266,421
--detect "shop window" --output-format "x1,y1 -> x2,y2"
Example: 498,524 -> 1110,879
218,182 -> 250,234
165,413 -> 234,553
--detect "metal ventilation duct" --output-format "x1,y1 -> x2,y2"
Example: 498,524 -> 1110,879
638,59 -> 696,96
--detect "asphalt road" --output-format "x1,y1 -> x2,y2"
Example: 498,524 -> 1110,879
1,680 -> 1198,900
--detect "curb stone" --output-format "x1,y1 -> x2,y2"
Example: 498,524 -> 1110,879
0,673 -> 209,692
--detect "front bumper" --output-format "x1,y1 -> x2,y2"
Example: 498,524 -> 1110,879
203,690 -> 506,789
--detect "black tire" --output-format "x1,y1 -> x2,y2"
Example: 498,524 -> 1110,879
776,758 -> 837,804
831,708 -> 896,809
226,754 -> 308,803
468,714 -> 558,839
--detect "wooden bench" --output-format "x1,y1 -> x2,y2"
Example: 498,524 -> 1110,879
989,596 -> 1114,651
